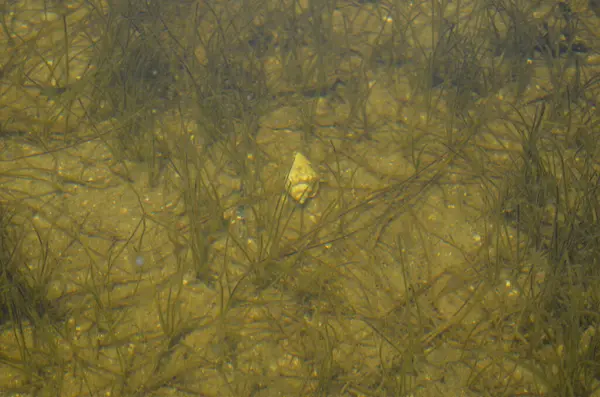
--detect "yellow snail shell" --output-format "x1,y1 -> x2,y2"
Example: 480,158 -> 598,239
285,152 -> 319,204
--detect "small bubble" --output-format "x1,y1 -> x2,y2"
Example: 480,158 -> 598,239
135,256 -> 145,266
